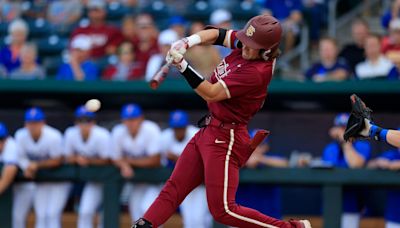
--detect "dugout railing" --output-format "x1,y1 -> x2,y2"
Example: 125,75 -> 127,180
1,165 -> 400,228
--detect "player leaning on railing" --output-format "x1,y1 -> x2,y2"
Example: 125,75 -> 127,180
133,14 -> 311,228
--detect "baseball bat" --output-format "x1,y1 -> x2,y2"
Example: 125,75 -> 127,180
149,60 -> 172,90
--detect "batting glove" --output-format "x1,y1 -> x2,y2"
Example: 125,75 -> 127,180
166,50 -> 188,72
170,34 -> 201,55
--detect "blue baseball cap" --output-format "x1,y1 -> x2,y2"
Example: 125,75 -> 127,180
0,122 -> 8,139
75,105 -> 96,119
24,107 -> 45,122
334,113 -> 349,126
121,103 -> 142,119
169,110 -> 188,128
249,129 -> 269,144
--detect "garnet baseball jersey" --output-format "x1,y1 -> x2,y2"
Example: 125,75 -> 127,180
71,24 -> 123,58
208,32 -> 275,124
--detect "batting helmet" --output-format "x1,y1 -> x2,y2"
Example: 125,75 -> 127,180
236,15 -> 282,52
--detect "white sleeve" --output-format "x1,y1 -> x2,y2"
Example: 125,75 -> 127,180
145,55 -> 163,82
63,129 -> 74,157
98,132 -> 112,159
159,131 -> 170,154
110,128 -> 123,160
14,131 -> 30,170
49,133 -> 63,158
2,139 -> 18,165
146,125 -> 162,156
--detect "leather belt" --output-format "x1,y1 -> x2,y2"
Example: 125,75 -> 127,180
199,115 -> 244,129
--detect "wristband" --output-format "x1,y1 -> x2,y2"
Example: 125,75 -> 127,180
369,124 -> 388,141
181,64 -> 205,89
186,34 -> 201,48
214,28 -> 227,46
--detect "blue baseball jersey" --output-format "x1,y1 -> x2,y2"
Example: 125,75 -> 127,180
378,150 -> 400,223
322,140 -> 371,212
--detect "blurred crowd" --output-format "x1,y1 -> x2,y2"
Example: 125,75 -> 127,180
0,105 -> 400,227
0,0 -> 398,82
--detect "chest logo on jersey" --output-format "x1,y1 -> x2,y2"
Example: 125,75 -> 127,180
246,25 -> 255,37
215,59 -> 231,79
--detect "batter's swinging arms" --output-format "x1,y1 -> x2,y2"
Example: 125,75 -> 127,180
133,15 -> 312,228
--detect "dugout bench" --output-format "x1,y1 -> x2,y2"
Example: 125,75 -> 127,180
1,166 -> 400,228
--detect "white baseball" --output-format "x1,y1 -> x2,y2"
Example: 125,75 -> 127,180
85,99 -> 101,112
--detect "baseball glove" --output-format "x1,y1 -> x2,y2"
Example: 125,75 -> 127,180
344,94 -> 373,141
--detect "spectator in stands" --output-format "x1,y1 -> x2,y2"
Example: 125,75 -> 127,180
355,34 -> 393,80
64,106 -> 111,228
103,42 -> 142,80
236,129 -> 288,220
383,19 -> 400,64
47,0 -> 83,29
57,35 -> 99,81
321,113 -> 371,228
367,142 -> 400,228
0,19 -> 28,73
71,0 -> 123,59
111,103 -> 162,221
0,65 -> 6,78
209,9 -> 232,58
169,15 -> 187,38
381,0 -> 400,30
0,122 -> 18,194
185,21 -> 221,80
263,0 -> 303,53
145,29 -> 180,81
0,0 -> 22,22
339,19 -> 370,74
9,43 -> 45,80
302,0 -> 327,44
305,37 -> 350,82
121,15 -> 137,43
131,13 -> 159,77
388,54 -> 400,79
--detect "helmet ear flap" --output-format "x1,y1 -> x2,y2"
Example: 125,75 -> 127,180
260,49 -> 271,61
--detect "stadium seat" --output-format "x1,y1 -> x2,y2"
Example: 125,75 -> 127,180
27,18 -> 51,39
183,1 -> 212,22
141,1 -> 171,20
106,2 -> 135,21
229,1 -> 261,21
43,55 -> 64,77
37,35 -> 68,57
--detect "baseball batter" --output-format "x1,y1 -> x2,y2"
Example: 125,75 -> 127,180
14,107 -> 69,228
111,103 -> 162,221
133,15 -> 311,228
0,122 -> 18,194
160,110 -> 211,228
64,106 -> 111,228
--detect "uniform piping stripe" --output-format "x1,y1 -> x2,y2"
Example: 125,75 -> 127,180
218,80 -> 231,99
223,129 -> 278,228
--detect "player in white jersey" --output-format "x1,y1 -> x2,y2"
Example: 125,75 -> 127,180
160,110 -> 211,228
0,122 -> 18,194
64,106 -> 111,228
111,103 -> 162,221
14,107 -> 69,228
